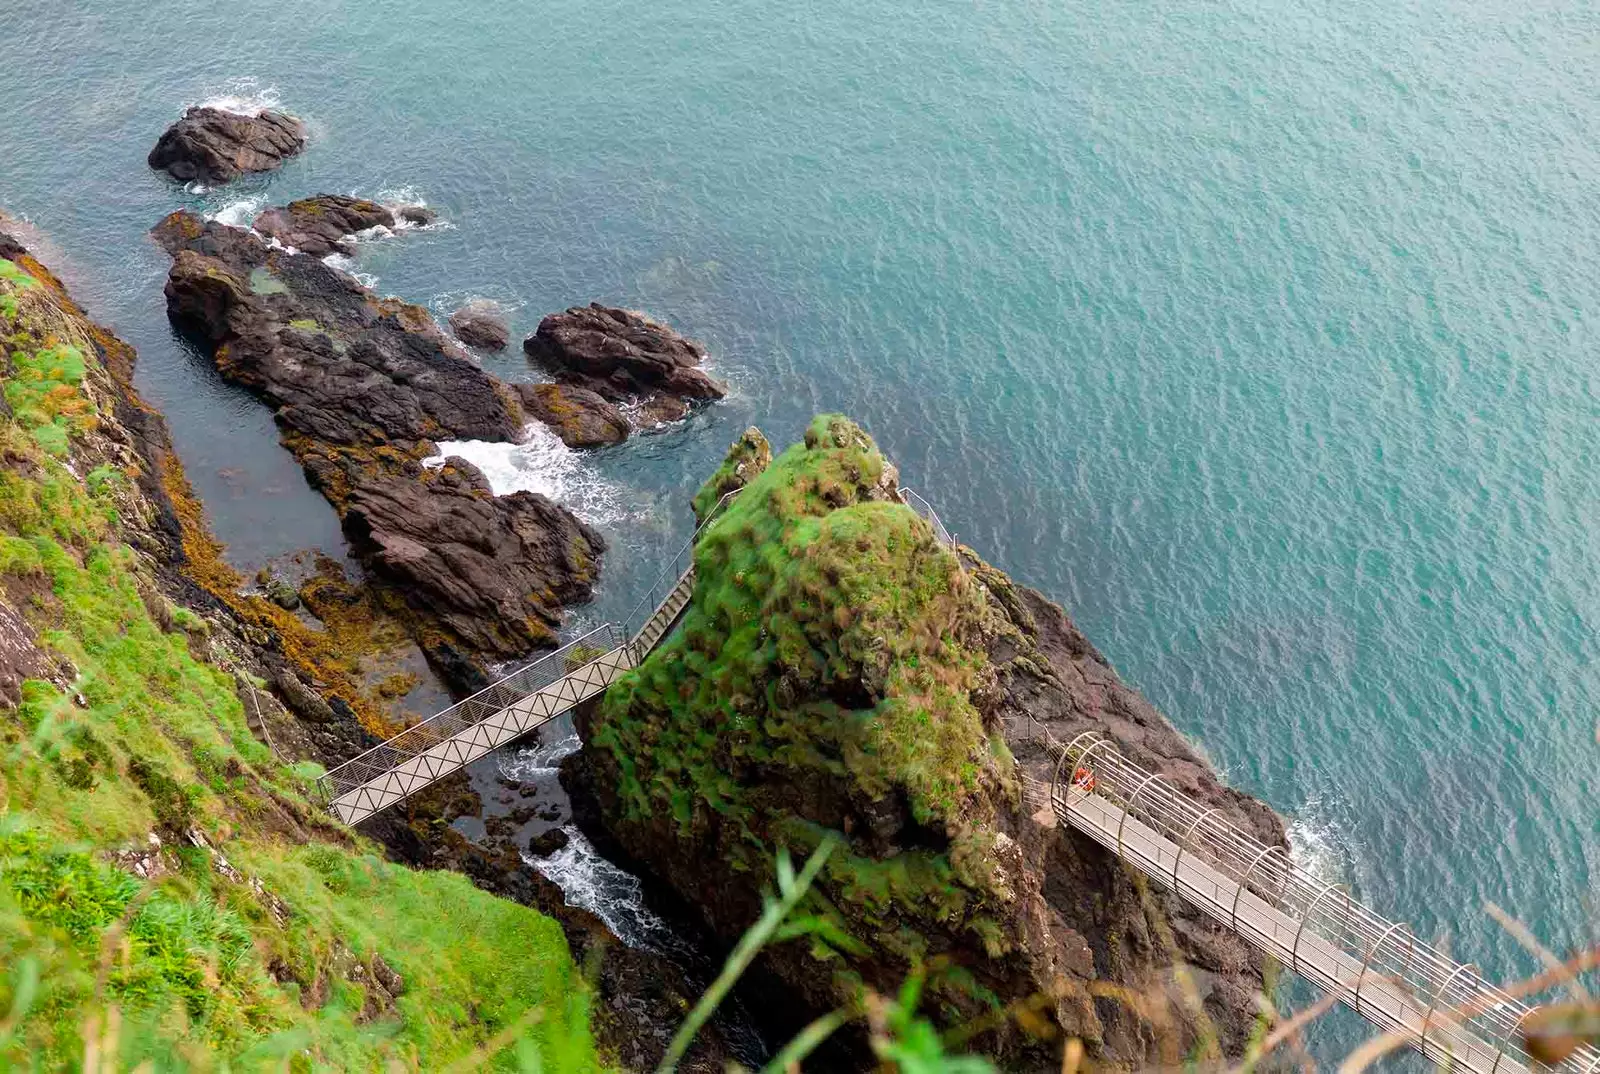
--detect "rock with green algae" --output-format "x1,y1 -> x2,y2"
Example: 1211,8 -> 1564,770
690,425 -> 773,521
573,414 -> 1284,1069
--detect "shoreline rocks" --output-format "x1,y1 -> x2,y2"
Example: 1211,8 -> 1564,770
252,195 -> 416,256
152,208 -> 602,673
524,303 -> 726,427
148,106 -> 307,185
448,300 -> 510,351
515,383 -> 630,449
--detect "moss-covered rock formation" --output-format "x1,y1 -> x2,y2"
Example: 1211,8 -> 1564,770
575,416 -> 1284,1069
0,230 -> 601,1069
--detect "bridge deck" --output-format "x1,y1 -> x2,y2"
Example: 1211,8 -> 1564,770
328,645 -> 635,825
1058,789 -> 1530,1074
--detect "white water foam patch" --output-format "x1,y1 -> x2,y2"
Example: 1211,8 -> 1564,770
426,423 -> 631,527
1286,797 -> 1354,886
193,76 -> 281,117
524,828 -> 685,954
320,253 -> 377,290
205,196 -> 266,230
497,728 -> 581,782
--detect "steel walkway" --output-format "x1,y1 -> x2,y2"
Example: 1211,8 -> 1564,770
1049,732 -> 1600,1074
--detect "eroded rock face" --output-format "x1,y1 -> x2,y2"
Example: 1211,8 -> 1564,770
252,195 -> 399,256
573,416 -> 1281,1070
343,460 -> 603,656
524,303 -> 726,424
448,301 -> 510,351
152,209 -> 602,666
515,383 -> 629,449
147,107 -> 307,185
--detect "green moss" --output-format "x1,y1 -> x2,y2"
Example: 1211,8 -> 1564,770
287,318 -> 322,332
593,415 -> 1013,1002
0,257 -> 601,1071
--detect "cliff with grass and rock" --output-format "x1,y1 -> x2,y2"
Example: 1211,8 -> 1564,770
570,415 -> 1286,1070
0,221 -> 607,1069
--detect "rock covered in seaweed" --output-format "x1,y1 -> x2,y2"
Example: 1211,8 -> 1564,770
147,106 -> 307,185
572,415 -> 1282,1069
252,195 -> 401,256
523,303 -> 726,425
151,209 -> 602,666
515,383 -> 629,449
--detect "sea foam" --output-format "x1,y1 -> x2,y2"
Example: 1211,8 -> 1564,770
426,422 -> 630,526
193,76 -> 281,117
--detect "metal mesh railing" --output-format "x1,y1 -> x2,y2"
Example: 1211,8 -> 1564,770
623,489 -> 740,642
1051,732 -> 1599,1074
315,623 -> 624,805
899,486 -> 956,548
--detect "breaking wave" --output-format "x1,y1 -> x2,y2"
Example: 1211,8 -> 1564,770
426,422 -> 633,526
193,76 -> 282,117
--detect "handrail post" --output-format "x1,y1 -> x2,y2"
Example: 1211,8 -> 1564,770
1290,880 -> 1346,975
1115,773 -> 1165,863
1230,845 -> 1288,930
1421,962 -> 1479,1056
1172,807 -> 1219,891
1354,920 -> 1411,1016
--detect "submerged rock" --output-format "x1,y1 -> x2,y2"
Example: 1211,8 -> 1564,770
515,383 -> 629,449
152,209 -> 602,668
574,415 -> 1281,1069
524,303 -> 726,425
252,195 -> 400,256
147,106 -> 306,185
448,301 -> 510,351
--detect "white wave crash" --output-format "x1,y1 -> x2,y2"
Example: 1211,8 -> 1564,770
426,423 -> 629,526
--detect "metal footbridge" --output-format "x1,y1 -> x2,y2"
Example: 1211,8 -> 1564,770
312,487 -> 1595,1074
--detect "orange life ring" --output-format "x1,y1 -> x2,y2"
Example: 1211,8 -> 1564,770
1071,767 -> 1097,792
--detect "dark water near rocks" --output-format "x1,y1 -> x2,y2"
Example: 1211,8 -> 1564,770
3,0 -> 1596,1062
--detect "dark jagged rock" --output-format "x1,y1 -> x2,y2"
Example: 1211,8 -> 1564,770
147,107 -> 306,185
516,383 -> 629,449
252,195 -> 399,256
573,416 -> 1282,1070
342,460 -> 603,657
448,301 -> 510,351
526,828 -> 570,857
0,596 -> 45,709
524,303 -> 726,425
153,209 -> 602,666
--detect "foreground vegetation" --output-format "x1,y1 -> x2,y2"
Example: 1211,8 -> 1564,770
0,253 -> 599,1070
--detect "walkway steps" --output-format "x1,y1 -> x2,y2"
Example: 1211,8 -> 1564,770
633,569 -> 695,653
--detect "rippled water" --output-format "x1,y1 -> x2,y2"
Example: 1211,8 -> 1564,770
3,0 -> 1595,1060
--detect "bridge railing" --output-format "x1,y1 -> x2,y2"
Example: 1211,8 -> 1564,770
1052,732 -> 1599,1074
315,622 -> 624,805
622,489 -> 741,643
898,486 -> 956,548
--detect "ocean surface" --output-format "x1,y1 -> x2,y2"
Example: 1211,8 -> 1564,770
3,0 -> 1596,1061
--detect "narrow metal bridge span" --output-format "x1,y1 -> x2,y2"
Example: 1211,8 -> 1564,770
1048,733 -> 1599,1074
313,486 -> 1594,1073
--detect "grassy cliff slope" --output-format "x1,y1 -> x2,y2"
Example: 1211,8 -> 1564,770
0,240 -> 599,1071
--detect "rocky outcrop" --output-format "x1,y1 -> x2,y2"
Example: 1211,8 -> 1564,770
343,460 -> 605,656
691,426 -> 771,521
152,209 -> 602,667
516,383 -> 629,449
524,304 -> 726,426
573,416 -> 1281,1070
252,195 -> 403,256
448,301 -> 510,351
147,107 -> 306,184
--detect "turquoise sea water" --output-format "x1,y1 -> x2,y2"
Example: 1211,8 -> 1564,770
3,0 -> 1595,1060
